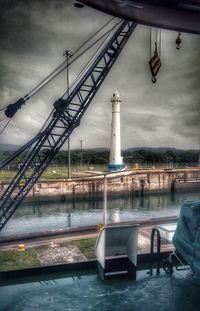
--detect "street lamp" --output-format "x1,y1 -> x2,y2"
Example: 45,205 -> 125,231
79,139 -> 83,169
63,50 -> 72,179
103,174 -> 108,226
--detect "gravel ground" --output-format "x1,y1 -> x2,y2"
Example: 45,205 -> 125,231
0,226 -> 175,267
35,241 -> 87,265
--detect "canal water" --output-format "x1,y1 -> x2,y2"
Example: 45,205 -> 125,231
1,269 -> 200,311
1,191 -> 200,237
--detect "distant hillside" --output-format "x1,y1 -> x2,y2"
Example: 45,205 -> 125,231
0,144 -> 21,151
0,144 -> 199,153
126,147 -> 199,153
69,147 -> 109,152
0,144 -> 199,167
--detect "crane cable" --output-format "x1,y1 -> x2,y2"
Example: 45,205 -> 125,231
32,19 -> 123,132
0,18 -> 124,175
24,17 -> 116,100
0,106 -> 8,124
150,27 -> 161,59
2,18 -> 119,117
14,18 -> 122,146
0,118 -> 11,135
61,20 -> 123,99
0,106 -> 10,134
26,17 -> 120,99
0,17 -> 118,136
0,25 -> 117,175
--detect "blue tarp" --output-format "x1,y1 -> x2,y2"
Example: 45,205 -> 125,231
173,200 -> 200,275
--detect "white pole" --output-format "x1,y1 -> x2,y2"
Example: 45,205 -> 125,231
108,90 -> 123,171
103,174 -> 107,226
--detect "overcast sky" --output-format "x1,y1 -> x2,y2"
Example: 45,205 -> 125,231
0,0 -> 200,150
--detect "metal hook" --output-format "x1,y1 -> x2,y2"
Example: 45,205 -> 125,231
175,32 -> 181,50
152,76 -> 156,83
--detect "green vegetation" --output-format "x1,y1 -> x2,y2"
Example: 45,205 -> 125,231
0,147 -> 199,182
0,164 -> 106,182
55,149 -> 109,165
0,170 -> 16,181
0,249 -> 41,272
0,238 -> 97,272
123,148 -> 199,165
52,148 -> 200,166
1,148 -> 199,168
73,237 -> 97,259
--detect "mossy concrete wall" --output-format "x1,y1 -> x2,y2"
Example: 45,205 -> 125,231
1,168 -> 200,200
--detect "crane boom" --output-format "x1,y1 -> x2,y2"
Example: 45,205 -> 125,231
0,21 -> 136,231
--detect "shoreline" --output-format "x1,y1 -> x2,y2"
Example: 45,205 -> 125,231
1,167 -> 200,201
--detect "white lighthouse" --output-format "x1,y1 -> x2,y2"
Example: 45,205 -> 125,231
108,89 -> 123,172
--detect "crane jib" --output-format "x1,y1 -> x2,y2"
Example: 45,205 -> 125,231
0,21 -> 137,231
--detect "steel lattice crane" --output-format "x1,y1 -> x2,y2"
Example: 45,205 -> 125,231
0,20 -> 136,231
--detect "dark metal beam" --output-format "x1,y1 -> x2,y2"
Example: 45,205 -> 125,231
0,21 -> 136,231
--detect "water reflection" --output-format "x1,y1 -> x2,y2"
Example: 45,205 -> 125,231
112,208 -> 121,223
1,191 -> 200,237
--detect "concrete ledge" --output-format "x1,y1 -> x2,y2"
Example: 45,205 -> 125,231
0,252 -> 173,284
0,260 -> 97,283
2,168 -> 200,199
0,217 -> 178,245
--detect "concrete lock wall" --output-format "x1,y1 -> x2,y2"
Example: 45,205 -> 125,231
1,168 -> 200,200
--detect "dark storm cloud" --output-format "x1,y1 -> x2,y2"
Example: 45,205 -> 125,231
0,0 -> 200,149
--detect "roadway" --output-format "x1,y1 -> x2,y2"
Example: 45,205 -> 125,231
0,216 -> 177,252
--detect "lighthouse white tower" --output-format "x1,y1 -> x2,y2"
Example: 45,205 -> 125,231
108,89 -> 123,172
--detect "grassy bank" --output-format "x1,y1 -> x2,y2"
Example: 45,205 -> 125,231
0,237 -> 97,272
0,249 -> 41,272
73,238 -> 97,260
0,164 -> 106,182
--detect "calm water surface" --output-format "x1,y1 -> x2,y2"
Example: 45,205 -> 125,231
1,191 -> 200,237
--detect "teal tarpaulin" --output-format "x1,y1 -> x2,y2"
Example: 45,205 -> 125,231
173,200 -> 200,274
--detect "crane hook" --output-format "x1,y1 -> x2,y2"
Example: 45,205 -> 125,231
152,76 -> 156,83
175,32 -> 181,50
149,28 -> 161,84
